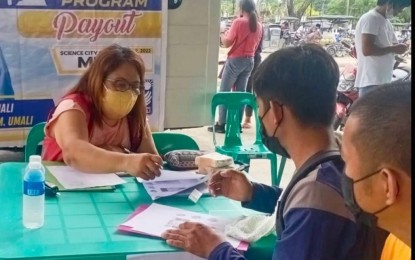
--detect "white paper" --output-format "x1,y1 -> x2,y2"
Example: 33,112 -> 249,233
121,203 -> 243,248
137,170 -> 208,200
47,166 -> 126,189
127,252 -> 205,260
137,170 -> 203,183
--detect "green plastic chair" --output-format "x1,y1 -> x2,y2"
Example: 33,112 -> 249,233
152,132 -> 200,156
211,92 -> 287,186
25,122 -> 46,162
25,126 -> 199,162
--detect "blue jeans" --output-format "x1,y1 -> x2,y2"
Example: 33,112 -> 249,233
358,85 -> 378,97
218,57 -> 254,125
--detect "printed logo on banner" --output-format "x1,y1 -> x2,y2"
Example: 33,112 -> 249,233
144,79 -> 153,115
51,46 -> 154,75
0,0 -> 166,145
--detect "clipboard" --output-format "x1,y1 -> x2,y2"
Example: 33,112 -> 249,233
44,162 -> 115,191
118,204 -> 250,251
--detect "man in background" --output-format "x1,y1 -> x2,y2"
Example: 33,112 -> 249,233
305,23 -> 322,45
354,0 -> 410,97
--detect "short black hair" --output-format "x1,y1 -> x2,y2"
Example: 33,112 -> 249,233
316,24 -> 321,28
349,81 -> 411,175
253,44 -> 339,127
377,0 -> 411,8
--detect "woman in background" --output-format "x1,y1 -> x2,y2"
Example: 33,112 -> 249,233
42,44 -> 162,180
208,0 -> 263,133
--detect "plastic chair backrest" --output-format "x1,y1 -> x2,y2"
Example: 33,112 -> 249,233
152,132 -> 200,156
211,92 -> 262,147
25,122 -> 46,162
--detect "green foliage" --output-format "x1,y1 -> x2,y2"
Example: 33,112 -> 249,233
220,0 -> 411,23
221,0 -> 236,17
391,8 -> 412,23
324,0 -> 411,23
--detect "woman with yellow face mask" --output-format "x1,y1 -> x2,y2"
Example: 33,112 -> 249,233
42,44 -> 163,180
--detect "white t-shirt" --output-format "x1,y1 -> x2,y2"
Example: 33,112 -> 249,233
355,9 -> 397,88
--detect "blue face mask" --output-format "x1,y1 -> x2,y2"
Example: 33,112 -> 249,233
259,105 -> 290,159
341,169 -> 390,227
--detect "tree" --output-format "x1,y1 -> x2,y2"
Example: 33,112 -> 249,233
256,0 -> 285,22
325,0 -> 411,23
220,0 -> 411,23
286,0 -> 312,18
220,0 -> 233,17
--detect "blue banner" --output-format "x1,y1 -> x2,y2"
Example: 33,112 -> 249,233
0,99 -> 54,129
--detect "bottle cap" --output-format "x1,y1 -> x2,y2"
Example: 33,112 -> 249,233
29,155 -> 42,164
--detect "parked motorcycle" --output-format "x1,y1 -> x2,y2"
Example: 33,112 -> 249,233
325,39 -> 354,58
334,56 -> 411,131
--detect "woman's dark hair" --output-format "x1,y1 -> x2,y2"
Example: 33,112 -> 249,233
253,44 -> 340,127
239,0 -> 258,32
68,44 -> 147,139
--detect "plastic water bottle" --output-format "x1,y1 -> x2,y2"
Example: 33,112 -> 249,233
23,155 -> 45,229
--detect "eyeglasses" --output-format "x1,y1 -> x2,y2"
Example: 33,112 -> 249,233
105,78 -> 144,95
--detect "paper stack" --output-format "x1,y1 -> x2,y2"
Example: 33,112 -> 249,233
118,203 -> 249,251
138,170 -> 209,200
195,152 -> 234,175
46,166 -> 126,190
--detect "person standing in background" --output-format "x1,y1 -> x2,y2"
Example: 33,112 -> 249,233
242,29 -> 263,129
208,0 -> 262,133
354,0 -> 410,97
305,24 -> 322,45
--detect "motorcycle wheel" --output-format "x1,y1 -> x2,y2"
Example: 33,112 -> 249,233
335,50 -> 345,57
326,46 -> 336,57
392,66 -> 411,82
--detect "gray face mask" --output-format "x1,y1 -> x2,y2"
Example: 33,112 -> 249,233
341,169 -> 390,227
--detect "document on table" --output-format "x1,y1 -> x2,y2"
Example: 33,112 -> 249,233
119,203 -> 246,249
137,170 -> 209,200
47,166 -> 126,189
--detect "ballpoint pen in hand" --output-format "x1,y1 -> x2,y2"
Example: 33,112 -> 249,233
235,164 -> 249,172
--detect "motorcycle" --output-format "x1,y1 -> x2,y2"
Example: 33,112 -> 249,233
325,39 -> 354,58
334,54 -> 411,131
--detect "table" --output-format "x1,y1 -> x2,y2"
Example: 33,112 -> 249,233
0,163 -> 275,259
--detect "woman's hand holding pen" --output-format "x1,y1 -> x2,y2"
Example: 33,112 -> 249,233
123,153 -> 163,180
208,169 -> 253,203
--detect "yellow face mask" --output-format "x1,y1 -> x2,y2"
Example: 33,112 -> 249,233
101,85 -> 138,120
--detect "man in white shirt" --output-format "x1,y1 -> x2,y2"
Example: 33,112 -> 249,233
354,0 -> 410,97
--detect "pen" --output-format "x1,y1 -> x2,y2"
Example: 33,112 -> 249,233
207,164 -> 249,192
235,164 -> 249,172
122,146 -> 131,154
45,181 -> 60,197
155,162 -> 163,170
123,147 -> 163,172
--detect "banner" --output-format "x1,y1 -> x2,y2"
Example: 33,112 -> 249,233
0,0 -> 167,147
